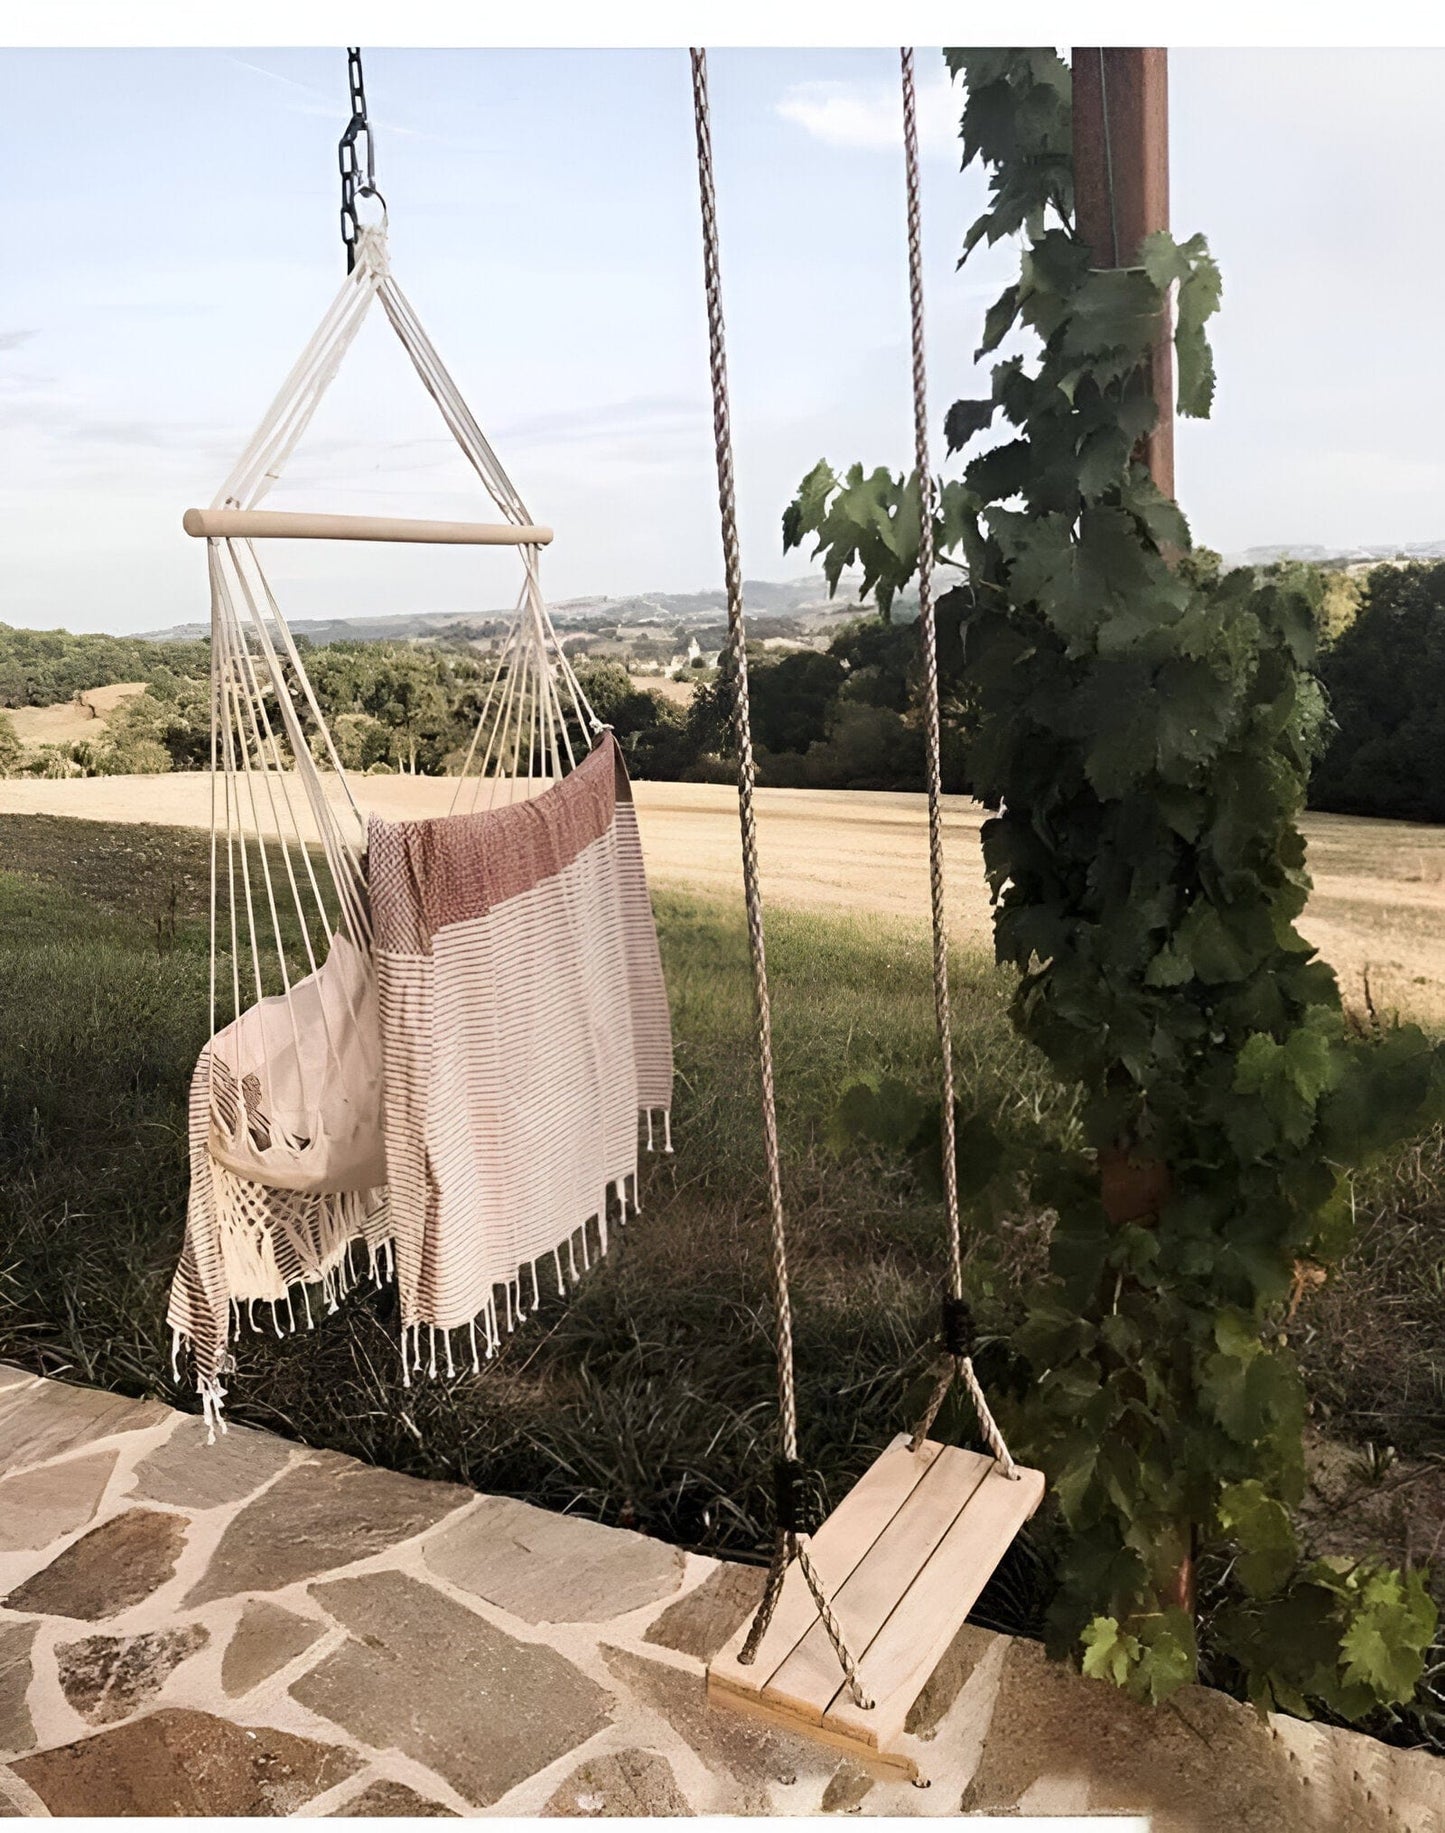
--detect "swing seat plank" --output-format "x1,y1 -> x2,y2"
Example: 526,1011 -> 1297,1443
708,1433 -> 1045,1769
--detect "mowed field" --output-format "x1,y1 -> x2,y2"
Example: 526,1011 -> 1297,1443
1,772 -> 1442,1025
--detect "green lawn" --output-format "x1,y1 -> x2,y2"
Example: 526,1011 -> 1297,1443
1,811 -> 1442,1669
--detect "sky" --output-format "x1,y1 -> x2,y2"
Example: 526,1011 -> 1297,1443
3,46 -> 1445,635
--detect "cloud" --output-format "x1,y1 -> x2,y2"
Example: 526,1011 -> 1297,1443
493,392 -> 705,449
0,329 -> 39,352
776,65 -> 960,156
224,54 -> 502,156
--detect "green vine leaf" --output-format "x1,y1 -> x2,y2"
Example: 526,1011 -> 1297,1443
943,398 -> 998,453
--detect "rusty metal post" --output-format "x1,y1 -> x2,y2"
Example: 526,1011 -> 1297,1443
1072,48 -> 1174,501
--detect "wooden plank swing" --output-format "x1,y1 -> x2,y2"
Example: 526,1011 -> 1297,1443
687,47 -> 1047,1782
708,1437 -> 1044,1777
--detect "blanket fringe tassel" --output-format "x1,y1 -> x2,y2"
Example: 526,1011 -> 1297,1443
180,1108 -> 670,1435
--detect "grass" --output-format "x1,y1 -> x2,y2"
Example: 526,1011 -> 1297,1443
0,809 -> 1442,1717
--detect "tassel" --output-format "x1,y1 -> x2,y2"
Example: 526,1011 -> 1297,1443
170,1328 -> 183,1383
646,1108 -> 655,1152
301,1281 -> 315,1330
554,1248 -> 566,1296
443,1328 -> 456,1379
663,1110 -> 673,1154
469,1318 -> 480,1374
400,1324 -> 413,1389
427,1325 -> 438,1379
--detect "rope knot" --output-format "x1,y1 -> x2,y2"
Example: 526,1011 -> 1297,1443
354,224 -> 390,277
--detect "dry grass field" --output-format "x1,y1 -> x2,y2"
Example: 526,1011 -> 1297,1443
3,682 -> 146,746
1,771 -> 1442,1024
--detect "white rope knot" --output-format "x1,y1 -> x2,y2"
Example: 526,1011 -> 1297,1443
354,223 -> 390,277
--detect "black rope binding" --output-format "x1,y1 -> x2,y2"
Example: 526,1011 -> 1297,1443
941,1294 -> 976,1359
772,1457 -> 822,1536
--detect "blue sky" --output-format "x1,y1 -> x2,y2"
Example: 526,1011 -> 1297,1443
4,47 -> 1445,634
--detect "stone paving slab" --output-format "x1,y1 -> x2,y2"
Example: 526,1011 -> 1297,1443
0,1363 -> 1440,1824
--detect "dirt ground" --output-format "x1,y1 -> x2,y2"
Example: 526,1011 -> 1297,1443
5,683 -> 146,746
1,772 -> 1442,1026
628,673 -> 698,707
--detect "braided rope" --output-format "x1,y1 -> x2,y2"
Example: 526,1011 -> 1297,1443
902,48 -> 963,1304
908,1352 -> 1018,1477
796,1541 -> 873,1709
738,1529 -> 791,1665
907,1353 -> 956,1454
689,48 -> 797,1468
691,46 -> 868,1707
901,50 -> 1018,1483
960,1355 -> 1019,1477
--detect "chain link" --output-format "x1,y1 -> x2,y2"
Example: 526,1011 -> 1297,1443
339,47 -> 385,272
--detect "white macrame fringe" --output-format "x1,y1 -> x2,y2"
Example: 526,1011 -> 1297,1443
185,1109 -> 669,1431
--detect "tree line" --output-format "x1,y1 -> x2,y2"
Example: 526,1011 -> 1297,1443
0,560 -> 1441,823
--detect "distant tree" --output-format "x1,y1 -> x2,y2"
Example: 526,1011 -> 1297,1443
0,711 -> 21,775
747,650 -> 846,754
329,712 -> 394,773
0,624 -> 209,708
1311,562 -> 1445,824
572,660 -> 700,779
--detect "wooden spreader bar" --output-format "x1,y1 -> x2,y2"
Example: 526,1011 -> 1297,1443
708,1433 -> 1045,1778
182,508 -> 553,546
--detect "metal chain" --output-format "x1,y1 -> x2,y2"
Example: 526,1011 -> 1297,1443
339,47 -> 385,272
901,49 -> 1019,1483
690,46 -> 869,1710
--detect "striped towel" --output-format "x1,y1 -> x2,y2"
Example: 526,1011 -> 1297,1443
368,731 -> 673,1377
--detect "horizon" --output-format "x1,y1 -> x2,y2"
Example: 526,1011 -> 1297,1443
6,48 -> 1445,634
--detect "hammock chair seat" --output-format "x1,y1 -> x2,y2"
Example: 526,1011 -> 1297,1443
167,217 -> 671,1430
708,1434 -> 1045,1779
206,930 -> 386,1195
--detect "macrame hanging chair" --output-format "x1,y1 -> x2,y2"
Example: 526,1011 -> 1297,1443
687,49 -> 1046,1783
167,64 -> 671,1431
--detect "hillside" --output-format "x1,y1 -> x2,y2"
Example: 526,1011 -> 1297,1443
136,573 -> 876,649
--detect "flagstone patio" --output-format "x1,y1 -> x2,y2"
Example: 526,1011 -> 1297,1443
0,1363 -> 1441,1825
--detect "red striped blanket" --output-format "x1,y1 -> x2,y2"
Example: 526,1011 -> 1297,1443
367,731 -> 673,1376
